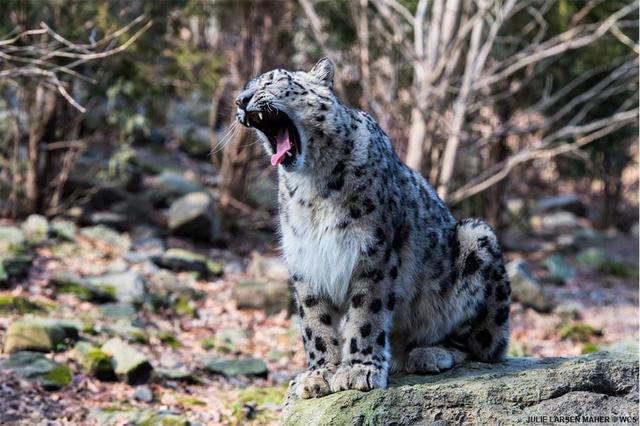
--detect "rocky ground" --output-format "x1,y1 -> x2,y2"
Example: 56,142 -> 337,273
0,141 -> 637,425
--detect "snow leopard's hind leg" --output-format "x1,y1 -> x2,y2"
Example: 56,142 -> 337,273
403,219 -> 510,374
445,219 -> 511,362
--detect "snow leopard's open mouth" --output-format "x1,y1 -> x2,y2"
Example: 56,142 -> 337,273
247,109 -> 300,167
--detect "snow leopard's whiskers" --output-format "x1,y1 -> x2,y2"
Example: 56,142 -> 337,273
210,120 -> 241,156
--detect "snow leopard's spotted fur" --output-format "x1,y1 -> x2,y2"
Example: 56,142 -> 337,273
236,58 -> 510,398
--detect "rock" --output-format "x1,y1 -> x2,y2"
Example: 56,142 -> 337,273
213,329 -> 249,353
0,295 -> 48,315
168,192 -> 223,242
0,351 -> 72,390
531,211 -> 582,233
156,367 -> 198,383
204,357 -> 268,378
234,280 -> 291,315
542,254 -> 577,284
21,214 -> 49,244
90,408 -> 189,426
50,218 -> 77,241
0,226 -> 25,253
100,303 -> 136,318
506,259 -> 550,312
50,272 -> 117,303
87,271 -> 146,304
499,226 -> 541,252
247,179 -> 278,211
149,171 -> 202,204
133,385 -> 154,402
80,225 -> 131,250
533,193 -> 585,216
100,320 -> 147,344
247,252 -> 289,283
560,323 -> 603,343
101,338 -> 153,384
4,317 -> 80,353
577,248 -> 636,278
175,124 -> 211,158
87,211 -> 128,231
0,253 -> 32,282
73,341 -> 117,381
51,271 -> 145,304
152,248 -> 223,278
282,352 -> 639,425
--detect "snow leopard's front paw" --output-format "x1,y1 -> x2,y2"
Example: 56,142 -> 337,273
292,367 -> 336,399
329,363 -> 387,393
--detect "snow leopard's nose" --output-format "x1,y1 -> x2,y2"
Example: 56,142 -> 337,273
235,89 -> 254,110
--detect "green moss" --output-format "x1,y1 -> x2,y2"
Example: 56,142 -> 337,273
158,331 -> 182,349
0,295 -> 48,314
200,338 -> 215,350
172,296 -> 196,316
228,385 -> 287,423
175,394 -> 207,406
42,364 -> 72,390
581,343 -> 600,354
560,323 -> 602,343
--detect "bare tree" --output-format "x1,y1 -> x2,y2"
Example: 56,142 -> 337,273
0,16 -> 151,215
299,0 -> 639,208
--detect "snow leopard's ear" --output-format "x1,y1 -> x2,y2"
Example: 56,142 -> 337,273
310,57 -> 334,88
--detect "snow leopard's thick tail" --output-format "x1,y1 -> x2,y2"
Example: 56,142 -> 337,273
444,218 -> 511,362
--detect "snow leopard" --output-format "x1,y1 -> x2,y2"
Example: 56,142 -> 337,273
235,58 -> 510,398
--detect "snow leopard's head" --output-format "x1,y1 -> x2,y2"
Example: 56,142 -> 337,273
235,58 -> 337,172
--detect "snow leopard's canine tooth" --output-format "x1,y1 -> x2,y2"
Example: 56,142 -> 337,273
236,58 -> 510,398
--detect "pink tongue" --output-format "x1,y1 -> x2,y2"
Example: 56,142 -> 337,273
271,128 -> 291,166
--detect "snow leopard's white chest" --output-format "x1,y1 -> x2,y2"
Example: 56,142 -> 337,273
279,191 -> 369,306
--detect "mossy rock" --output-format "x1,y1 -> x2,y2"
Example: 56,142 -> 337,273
101,338 -> 153,385
90,407 -> 190,426
233,280 -> 291,315
152,248 -> 223,278
560,322 -> 603,343
50,218 -> 77,241
4,317 -> 80,353
283,352 -> 639,425
0,254 -> 33,282
577,248 -> 637,278
156,367 -> 199,384
0,226 -> 26,253
229,385 -> 287,424
73,341 -> 117,381
80,225 -> 131,250
0,351 -> 72,390
21,214 -> 49,244
204,357 -> 268,378
0,295 -> 48,314
167,192 -> 223,243
50,272 -> 116,303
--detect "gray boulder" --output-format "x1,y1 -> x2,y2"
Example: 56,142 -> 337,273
0,351 -> 72,390
101,338 -> 153,384
533,193 -> 585,216
21,214 -> 49,244
283,352 -> 638,425
234,280 -> 291,315
168,192 -> 223,242
204,357 -> 268,378
149,171 -> 203,204
151,248 -> 223,278
3,317 -> 80,353
51,270 -> 146,304
506,259 -> 550,312
0,226 -> 25,253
